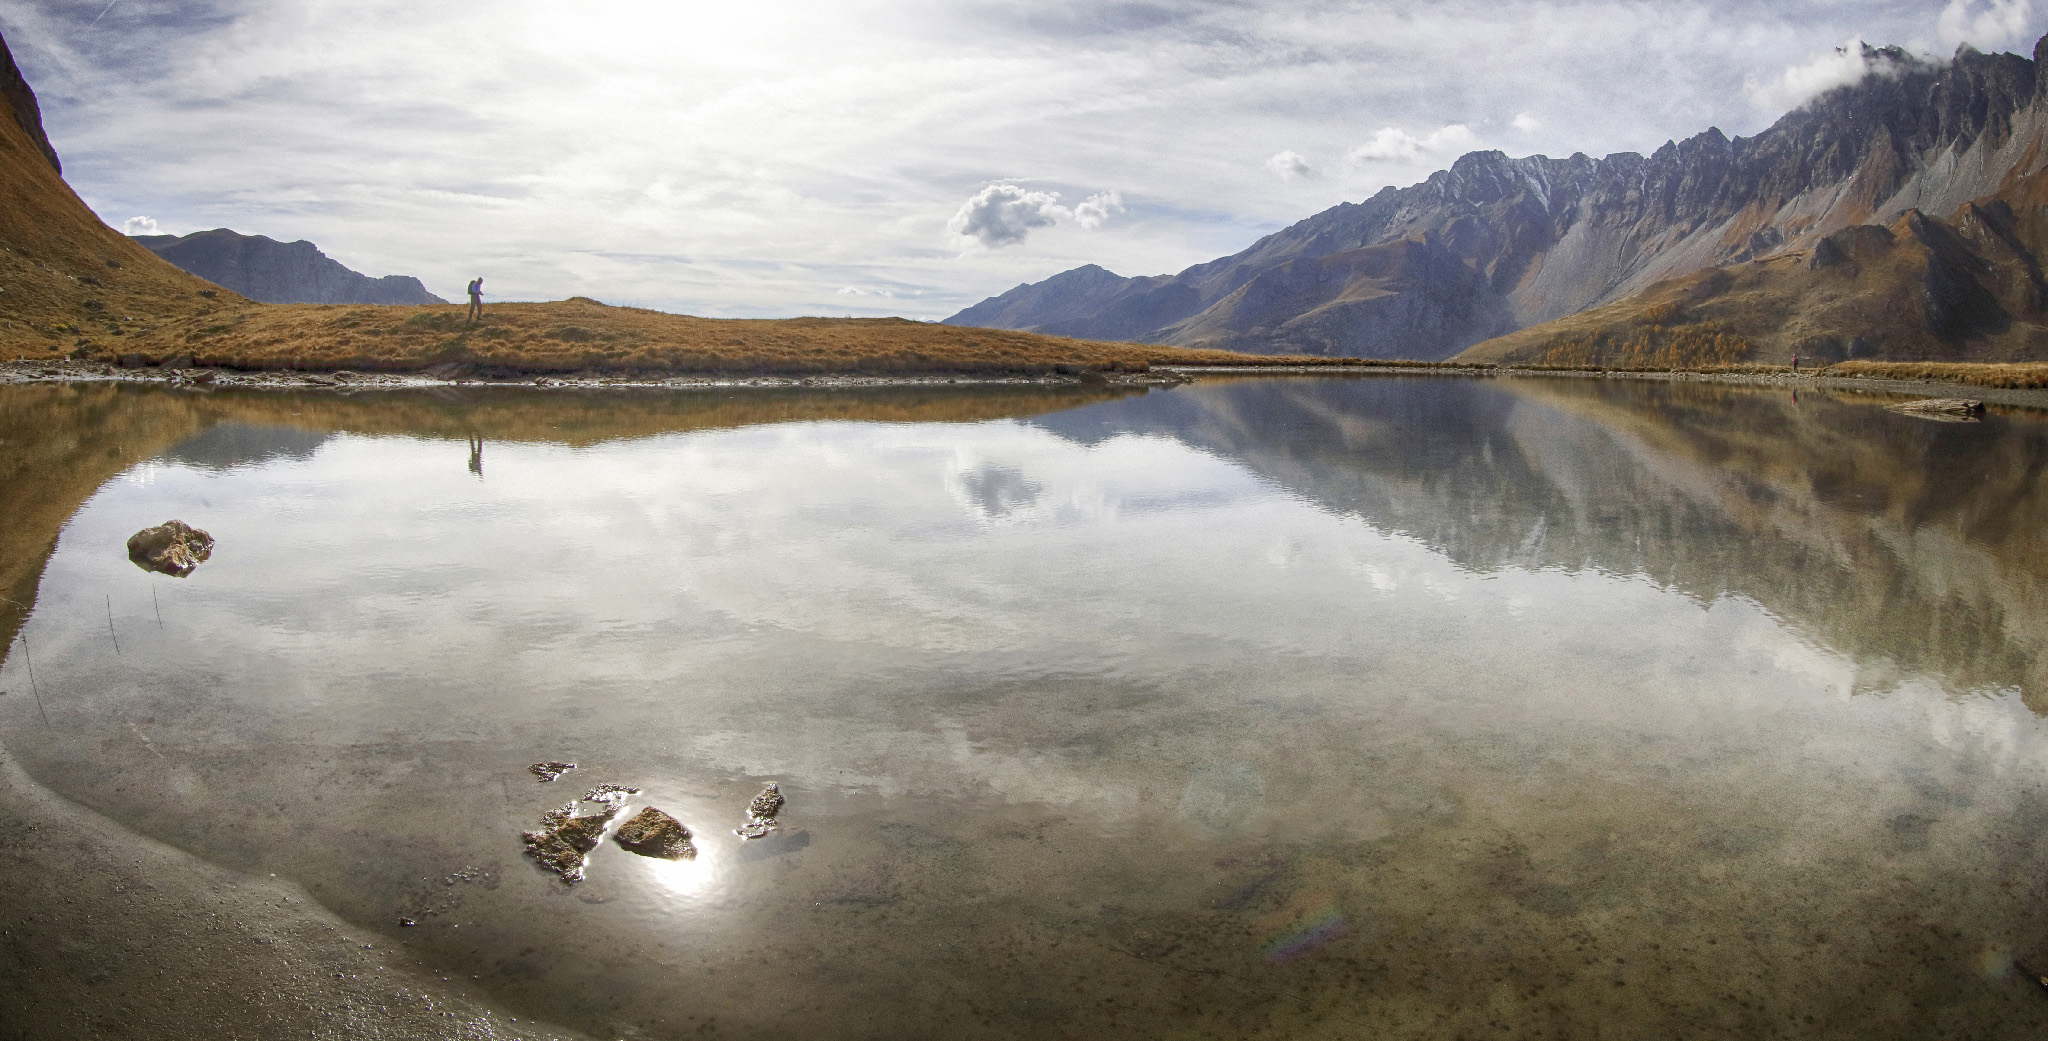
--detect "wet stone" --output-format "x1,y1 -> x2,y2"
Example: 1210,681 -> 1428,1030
528,761 -> 577,782
583,783 -> 640,807
126,519 -> 214,577
522,801 -> 623,883
735,782 -> 785,840
614,807 -> 695,860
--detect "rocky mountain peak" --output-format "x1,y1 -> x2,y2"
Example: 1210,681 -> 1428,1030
950,31 -> 2048,363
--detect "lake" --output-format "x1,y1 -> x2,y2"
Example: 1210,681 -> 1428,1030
3,375 -> 2046,1038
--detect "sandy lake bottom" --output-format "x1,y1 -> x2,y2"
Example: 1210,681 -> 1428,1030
2,375 -> 2047,1039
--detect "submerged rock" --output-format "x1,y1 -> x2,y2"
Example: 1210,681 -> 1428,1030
528,761 -> 577,782
583,783 -> 640,807
735,782 -> 785,840
522,800 -> 623,883
1887,397 -> 1985,421
614,807 -> 695,860
126,520 -> 214,577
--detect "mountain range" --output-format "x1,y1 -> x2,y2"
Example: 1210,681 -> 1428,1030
133,228 -> 445,306
948,37 -> 2048,365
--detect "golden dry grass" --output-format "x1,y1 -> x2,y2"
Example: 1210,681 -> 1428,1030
1821,359 -> 2048,389
94,298 -> 1311,376
0,101 -> 1325,376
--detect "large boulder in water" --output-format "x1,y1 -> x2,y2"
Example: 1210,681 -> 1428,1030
127,520 -> 214,577
614,807 -> 694,860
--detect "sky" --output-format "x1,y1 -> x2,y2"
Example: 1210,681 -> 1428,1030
5,1 -> 2045,318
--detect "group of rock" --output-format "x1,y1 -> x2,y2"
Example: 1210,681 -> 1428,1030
520,761 -> 785,883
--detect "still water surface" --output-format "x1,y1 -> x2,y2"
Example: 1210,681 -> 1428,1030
4,376 -> 2048,1038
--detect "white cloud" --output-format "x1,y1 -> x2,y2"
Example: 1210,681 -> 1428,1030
947,184 -> 1068,249
836,285 -> 893,297
1939,0 -> 2036,52
1265,150 -> 1314,181
1347,124 -> 1480,164
12,0 -> 2033,318
946,184 -> 1121,249
1746,38 -> 1918,111
1072,190 -> 1123,230
121,215 -> 160,236
1512,113 -> 1541,132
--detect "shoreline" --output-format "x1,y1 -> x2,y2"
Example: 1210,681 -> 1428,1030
7,357 -> 2048,412
1155,363 -> 2048,410
0,358 -> 1190,392
0,730 -> 588,1040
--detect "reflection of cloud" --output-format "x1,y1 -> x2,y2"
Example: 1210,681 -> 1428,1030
957,463 -> 1042,518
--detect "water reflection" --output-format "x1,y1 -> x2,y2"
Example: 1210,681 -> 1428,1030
0,377 -> 2045,1038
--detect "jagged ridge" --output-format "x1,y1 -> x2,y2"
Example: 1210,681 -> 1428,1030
950,37 -> 2048,362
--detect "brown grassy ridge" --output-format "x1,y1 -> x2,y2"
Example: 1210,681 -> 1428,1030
95,298 -> 1325,376
0,89 -> 1333,378
1820,360 -> 2048,389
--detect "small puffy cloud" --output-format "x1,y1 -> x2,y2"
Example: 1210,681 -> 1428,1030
836,286 -> 893,297
1072,190 -> 1123,229
1746,39 -> 1917,112
122,215 -> 160,236
1265,150 -> 1314,181
1511,113 -> 1541,133
1347,124 -> 1479,164
1938,0 -> 2035,52
948,183 -> 1066,248
947,183 -> 1121,249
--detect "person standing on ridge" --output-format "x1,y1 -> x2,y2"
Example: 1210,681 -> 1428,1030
466,277 -> 484,323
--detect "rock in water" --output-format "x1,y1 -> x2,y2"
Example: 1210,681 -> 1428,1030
522,801 -> 623,883
1886,397 -> 1985,420
735,782 -> 785,840
528,761 -> 577,782
614,807 -> 695,860
583,783 -> 640,807
126,520 -> 214,577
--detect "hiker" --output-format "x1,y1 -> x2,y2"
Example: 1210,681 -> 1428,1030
466,277 -> 484,322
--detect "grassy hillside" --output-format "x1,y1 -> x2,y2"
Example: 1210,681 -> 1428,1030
91,298 -> 1275,376
0,77 -> 1292,376
1457,178 -> 2048,368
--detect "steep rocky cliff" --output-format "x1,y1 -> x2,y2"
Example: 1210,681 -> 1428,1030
0,29 -> 59,174
134,228 -> 445,306
0,34 -> 247,354
952,37 -> 2048,362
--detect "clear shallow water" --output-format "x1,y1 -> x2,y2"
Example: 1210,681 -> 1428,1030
3,377 -> 2048,1038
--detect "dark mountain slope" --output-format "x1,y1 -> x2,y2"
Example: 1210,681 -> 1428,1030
0,36 -> 250,354
0,29 -> 58,174
134,228 -> 445,306
952,38 -> 2048,362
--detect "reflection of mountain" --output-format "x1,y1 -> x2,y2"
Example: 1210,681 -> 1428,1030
0,382 -> 1142,652
1033,377 -> 2048,704
154,423 -> 334,471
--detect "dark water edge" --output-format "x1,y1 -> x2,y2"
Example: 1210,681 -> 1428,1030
1,376 -> 2046,1039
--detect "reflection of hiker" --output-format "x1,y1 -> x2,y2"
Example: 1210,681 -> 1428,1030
466,277 -> 484,322
467,435 -> 484,479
